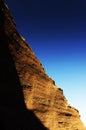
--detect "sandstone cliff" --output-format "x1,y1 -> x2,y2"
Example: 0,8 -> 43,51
0,0 -> 86,129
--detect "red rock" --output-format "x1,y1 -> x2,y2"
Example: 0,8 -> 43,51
0,0 -> 86,129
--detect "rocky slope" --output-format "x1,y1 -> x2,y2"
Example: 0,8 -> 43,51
0,0 -> 86,129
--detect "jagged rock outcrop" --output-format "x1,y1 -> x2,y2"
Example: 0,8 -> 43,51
0,0 -> 86,129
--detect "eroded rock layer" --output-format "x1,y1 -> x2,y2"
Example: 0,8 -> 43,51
0,0 -> 86,129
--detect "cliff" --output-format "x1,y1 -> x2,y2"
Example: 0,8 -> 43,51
0,0 -> 86,129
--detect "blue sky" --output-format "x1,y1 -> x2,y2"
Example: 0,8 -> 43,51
6,0 -> 86,125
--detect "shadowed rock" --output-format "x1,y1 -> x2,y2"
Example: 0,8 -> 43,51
0,0 -> 48,129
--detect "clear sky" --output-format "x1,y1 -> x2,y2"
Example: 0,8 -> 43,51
5,0 -> 86,126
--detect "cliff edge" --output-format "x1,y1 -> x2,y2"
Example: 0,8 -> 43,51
0,0 -> 86,129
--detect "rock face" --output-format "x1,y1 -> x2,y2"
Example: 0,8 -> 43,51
0,0 -> 86,129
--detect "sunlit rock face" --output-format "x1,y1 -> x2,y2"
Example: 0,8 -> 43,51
0,0 -> 86,129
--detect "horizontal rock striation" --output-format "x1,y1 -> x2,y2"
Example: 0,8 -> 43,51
0,0 -> 86,129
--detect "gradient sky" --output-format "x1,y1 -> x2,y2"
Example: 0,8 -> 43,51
5,0 -> 86,126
